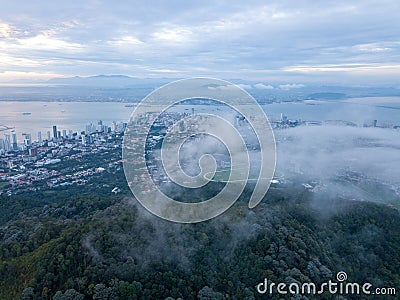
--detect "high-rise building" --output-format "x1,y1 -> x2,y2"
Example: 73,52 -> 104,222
86,123 -> 95,134
52,125 -> 57,139
120,122 -> 127,132
62,129 -> 67,139
12,133 -> 18,150
38,131 -> 42,143
81,135 -> 93,146
47,131 -> 51,141
4,134 -> 11,151
24,134 -> 31,146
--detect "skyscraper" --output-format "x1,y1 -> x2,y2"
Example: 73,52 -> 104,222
12,133 -> 17,150
53,125 -> 57,139
24,134 -> 31,146
4,134 -> 11,152
38,131 -> 42,143
86,123 -> 94,134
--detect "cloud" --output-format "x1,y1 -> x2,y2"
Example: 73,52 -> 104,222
254,83 -> 274,89
0,71 -> 65,82
108,36 -> 144,47
278,83 -> 305,90
16,32 -> 84,51
0,0 -> 399,84
276,125 -> 400,204
236,84 -> 252,90
152,27 -> 193,44
352,42 -> 395,53
0,22 -> 13,37
207,84 -> 238,91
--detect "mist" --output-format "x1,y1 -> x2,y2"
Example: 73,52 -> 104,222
276,125 -> 400,206
82,122 -> 400,279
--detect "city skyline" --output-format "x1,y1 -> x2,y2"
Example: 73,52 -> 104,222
0,119 -> 126,153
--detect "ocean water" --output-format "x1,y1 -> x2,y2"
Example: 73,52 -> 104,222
0,101 -> 132,140
0,97 -> 399,141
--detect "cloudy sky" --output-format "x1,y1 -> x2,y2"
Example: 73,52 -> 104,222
0,0 -> 399,85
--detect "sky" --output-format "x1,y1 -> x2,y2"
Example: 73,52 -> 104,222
0,0 -> 399,85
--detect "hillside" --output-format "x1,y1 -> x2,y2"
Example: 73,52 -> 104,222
1,185 -> 399,300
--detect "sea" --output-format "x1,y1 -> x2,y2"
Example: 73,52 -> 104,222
1,96 -> 400,141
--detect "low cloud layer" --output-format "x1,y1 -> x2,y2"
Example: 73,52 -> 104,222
276,125 -> 400,204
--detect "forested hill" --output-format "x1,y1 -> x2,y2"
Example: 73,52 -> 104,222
0,186 -> 399,299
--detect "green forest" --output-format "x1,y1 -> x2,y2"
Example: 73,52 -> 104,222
0,178 -> 399,300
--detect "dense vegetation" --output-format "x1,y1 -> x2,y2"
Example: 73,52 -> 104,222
0,181 -> 399,299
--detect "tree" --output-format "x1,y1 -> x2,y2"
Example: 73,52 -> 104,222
53,289 -> 84,300
197,286 -> 225,300
93,283 -> 115,300
20,287 -> 34,300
